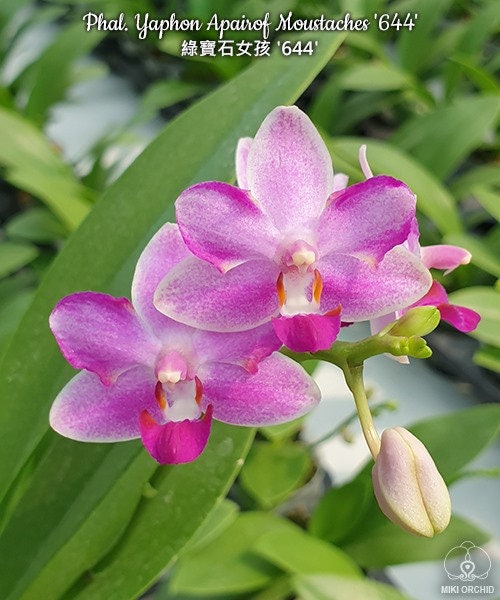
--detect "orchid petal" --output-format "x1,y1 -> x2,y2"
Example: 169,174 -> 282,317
411,280 -> 449,307
131,223 -> 191,337
236,137 -> 253,189
438,303 -> 481,333
246,106 -> 333,229
50,292 -> 160,384
154,256 -> 279,332
50,366 -> 160,441
319,247 -> 432,321
194,323 -> 281,373
271,310 -> 341,353
199,354 -> 320,426
420,244 -> 471,275
176,181 -> 279,272
332,172 -> 349,192
318,176 -> 416,263
139,405 -> 213,465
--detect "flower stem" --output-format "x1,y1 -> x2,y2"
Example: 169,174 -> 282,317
342,364 -> 381,460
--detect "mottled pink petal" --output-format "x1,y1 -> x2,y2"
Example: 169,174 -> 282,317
319,247 -> 432,321
154,256 -> 280,332
438,304 -> 481,333
271,309 -> 341,353
420,244 -> 471,275
411,281 -> 449,307
176,181 -> 279,272
49,366 -> 160,441
50,292 -> 160,384
194,323 -> 281,373
199,354 -> 320,426
236,137 -> 253,189
246,106 -> 333,229
139,405 -> 213,465
317,176 -> 416,263
131,223 -> 191,337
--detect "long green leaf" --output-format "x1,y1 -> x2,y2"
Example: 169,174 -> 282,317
0,31 -> 345,600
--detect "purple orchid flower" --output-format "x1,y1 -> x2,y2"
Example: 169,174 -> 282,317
49,224 -> 320,464
154,106 -> 431,353
355,145 -> 480,350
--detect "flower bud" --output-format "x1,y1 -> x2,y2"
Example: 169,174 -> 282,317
372,427 -> 451,537
388,306 -> 440,337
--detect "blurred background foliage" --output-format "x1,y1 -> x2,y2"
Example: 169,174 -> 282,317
0,0 -> 499,599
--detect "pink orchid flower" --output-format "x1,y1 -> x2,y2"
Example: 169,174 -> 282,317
49,224 -> 320,464
154,106 -> 431,353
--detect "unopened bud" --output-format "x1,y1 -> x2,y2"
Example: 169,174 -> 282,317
372,427 -> 451,537
389,307 -> 440,337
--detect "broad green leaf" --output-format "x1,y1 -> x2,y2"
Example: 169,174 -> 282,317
293,574 -> 410,600
5,207 -> 67,242
474,345 -> 500,373
448,287 -> 500,346
444,233 -> 500,277
343,515 -> 489,568
72,424 -> 253,600
410,405 -> 500,483
240,441 -> 313,508
182,499 -> 239,555
327,137 -> 462,234
169,513 -> 290,596
0,240 -> 39,277
134,80 -> 206,124
471,187 -> 500,222
391,97 -> 500,180
0,440 -> 156,600
448,57 -> 500,93
0,31 -> 344,600
451,166 -> 500,197
23,23 -> 103,123
339,62 -> 411,91
260,416 -> 305,442
0,106 -> 93,229
309,477 -> 373,544
254,527 -> 361,578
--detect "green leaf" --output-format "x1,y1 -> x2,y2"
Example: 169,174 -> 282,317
240,441 -> 313,508
182,499 -> 239,555
474,345 -> 500,373
327,137 -> 462,234
339,62 -> 411,91
0,106 -> 93,229
23,23 -> 103,123
134,80 -> 206,124
5,207 -> 67,242
471,186 -> 500,222
444,233 -> 500,277
391,97 -> 500,180
0,240 -> 39,277
169,513 -> 290,596
254,527 -> 361,578
309,477 -> 373,544
448,287 -> 500,346
259,416 -> 305,442
71,424 -> 253,600
293,574 -> 411,600
0,31 -> 345,600
343,515 -> 489,568
410,405 -> 500,482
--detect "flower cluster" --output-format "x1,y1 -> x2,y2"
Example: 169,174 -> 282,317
50,105 -> 479,536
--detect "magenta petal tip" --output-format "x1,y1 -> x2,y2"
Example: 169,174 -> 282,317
139,405 -> 213,465
271,308 -> 341,353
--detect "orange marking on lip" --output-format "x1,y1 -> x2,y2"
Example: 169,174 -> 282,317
276,272 -> 286,307
195,376 -> 203,406
312,269 -> 323,304
326,304 -> 341,317
155,381 -> 167,410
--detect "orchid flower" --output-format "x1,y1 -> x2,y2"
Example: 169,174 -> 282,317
154,106 -> 431,353
348,145 -> 480,347
49,224 -> 320,464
